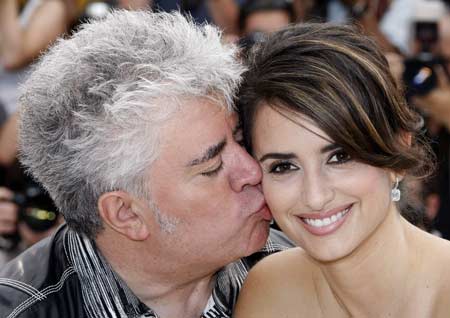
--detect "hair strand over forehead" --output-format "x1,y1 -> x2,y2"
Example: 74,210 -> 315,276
239,22 -> 434,179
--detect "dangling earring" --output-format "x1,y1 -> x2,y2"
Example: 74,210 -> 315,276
391,177 -> 401,202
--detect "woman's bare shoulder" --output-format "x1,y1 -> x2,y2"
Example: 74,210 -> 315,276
413,230 -> 450,312
430,242 -> 450,318
246,246 -> 318,281
257,246 -> 316,273
420,230 -> 450,271
233,247 -> 321,318
428,234 -> 450,283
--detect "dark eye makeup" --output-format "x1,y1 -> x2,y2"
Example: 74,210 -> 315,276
327,149 -> 352,164
268,161 -> 299,174
266,147 -> 352,176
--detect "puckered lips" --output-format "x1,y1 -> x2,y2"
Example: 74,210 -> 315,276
253,201 -> 273,221
296,203 -> 353,236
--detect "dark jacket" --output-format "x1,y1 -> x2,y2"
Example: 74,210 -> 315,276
0,225 -> 85,318
0,225 -> 293,318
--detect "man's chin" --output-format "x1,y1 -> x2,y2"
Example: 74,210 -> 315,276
244,220 -> 271,256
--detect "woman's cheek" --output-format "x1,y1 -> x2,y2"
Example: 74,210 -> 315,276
262,175 -> 300,218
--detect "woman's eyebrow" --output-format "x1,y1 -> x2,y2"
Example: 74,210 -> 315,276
258,144 -> 341,162
320,143 -> 341,154
259,152 -> 297,163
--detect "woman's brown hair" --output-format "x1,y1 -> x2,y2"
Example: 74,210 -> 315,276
239,23 -> 433,178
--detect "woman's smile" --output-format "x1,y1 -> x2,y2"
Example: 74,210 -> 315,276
297,203 -> 353,236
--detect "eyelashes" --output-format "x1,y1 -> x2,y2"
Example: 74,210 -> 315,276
269,162 -> 298,174
267,149 -> 352,175
201,161 -> 223,177
328,149 -> 351,164
199,127 -> 245,178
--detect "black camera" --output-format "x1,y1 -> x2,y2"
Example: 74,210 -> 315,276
403,21 -> 442,98
402,1 -> 449,99
0,183 -> 59,252
12,184 -> 59,233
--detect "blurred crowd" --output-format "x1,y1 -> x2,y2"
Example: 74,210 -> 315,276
2,0 -> 450,266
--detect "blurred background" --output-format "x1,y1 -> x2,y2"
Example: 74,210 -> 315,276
2,0 -> 450,266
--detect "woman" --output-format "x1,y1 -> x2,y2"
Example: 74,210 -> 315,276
234,23 -> 450,317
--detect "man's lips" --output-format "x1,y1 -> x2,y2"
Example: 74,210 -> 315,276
252,201 -> 272,221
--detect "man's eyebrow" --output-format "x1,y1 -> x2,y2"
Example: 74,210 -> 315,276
259,152 -> 297,163
188,139 -> 227,166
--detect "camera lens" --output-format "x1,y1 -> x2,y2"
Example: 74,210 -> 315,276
403,57 -> 438,97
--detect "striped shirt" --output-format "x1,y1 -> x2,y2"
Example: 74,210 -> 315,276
67,228 -> 292,318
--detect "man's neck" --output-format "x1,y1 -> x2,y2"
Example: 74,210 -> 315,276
135,273 -> 216,318
96,233 -> 217,318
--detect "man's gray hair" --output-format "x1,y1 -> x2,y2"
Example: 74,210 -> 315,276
18,10 -> 244,239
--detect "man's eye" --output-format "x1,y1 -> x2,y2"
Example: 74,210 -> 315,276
269,162 -> 298,174
201,162 -> 223,177
328,150 -> 351,164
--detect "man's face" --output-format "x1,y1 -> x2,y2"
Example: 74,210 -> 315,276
244,10 -> 291,36
145,98 -> 271,273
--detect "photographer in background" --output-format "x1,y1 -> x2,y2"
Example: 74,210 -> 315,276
0,187 -> 19,265
412,10 -> 450,239
236,0 -> 295,58
327,0 -> 404,53
379,1 -> 450,236
0,0 -> 86,266
238,0 -> 294,36
412,11 -> 450,126
0,165 -> 61,267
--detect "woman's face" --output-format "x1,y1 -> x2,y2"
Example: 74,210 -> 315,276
252,104 -> 398,262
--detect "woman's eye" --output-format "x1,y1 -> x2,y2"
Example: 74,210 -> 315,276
269,162 -> 298,174
328,150 -> 351,164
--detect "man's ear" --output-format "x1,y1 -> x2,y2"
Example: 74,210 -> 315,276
98,191 -> 150,241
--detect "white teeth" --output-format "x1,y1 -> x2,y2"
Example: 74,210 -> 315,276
322,217 -> 331,226
303,207 -> 350,228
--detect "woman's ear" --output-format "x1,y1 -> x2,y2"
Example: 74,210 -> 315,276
98,191 -> 150,241
400,131 -> 412,147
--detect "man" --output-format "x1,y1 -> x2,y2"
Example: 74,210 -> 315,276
238,0 -> 294,37
413,12 -> 450,239
0,10 -> 290,318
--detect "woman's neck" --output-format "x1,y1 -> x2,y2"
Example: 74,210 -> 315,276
316,208 -> 422,317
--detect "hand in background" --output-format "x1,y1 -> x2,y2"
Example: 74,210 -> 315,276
413,66 -> 450,130
0,187 -> 18,235
0,0 -> 77,70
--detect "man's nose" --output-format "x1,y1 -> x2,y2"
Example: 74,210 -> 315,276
301,170 -> 334,212
228,146 -> 262,192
